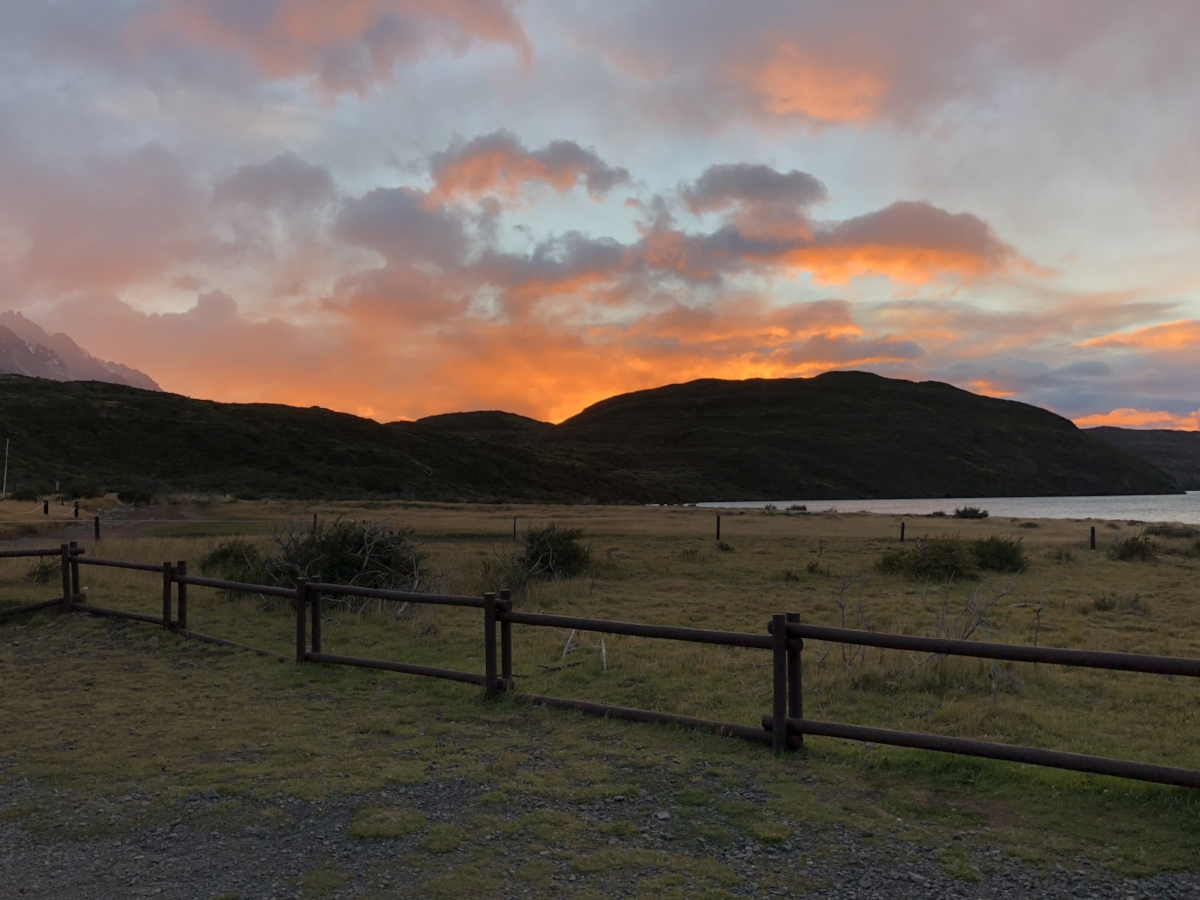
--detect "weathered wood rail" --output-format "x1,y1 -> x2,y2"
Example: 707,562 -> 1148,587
2,543 -> 1199,789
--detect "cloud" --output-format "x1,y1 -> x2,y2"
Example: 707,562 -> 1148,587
679,163 -> 827,214
1079,319 -> 1200,350
213,153 -> 337,211
430,131 -> 630,202
7,0 -> 530,96
1074,408 -> 1200,431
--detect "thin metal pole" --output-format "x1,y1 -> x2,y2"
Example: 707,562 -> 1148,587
161,562 -> 172,629
786,611 -> 803,751
295,578 -> 308,664
176,561 -> 188,631
484,591 -> 498,697
2,439 -> 8,496
771,614 -> 787,753
311,590 -> 322,654
60,544 -> 72,611
499,588 -> 513,692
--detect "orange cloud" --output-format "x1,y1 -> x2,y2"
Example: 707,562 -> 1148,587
1075,408 -> 1200,431
1079,319 -> 1200,350
732,42 -> 885,123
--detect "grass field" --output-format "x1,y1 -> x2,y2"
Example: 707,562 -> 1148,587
2,499 -> 1199,893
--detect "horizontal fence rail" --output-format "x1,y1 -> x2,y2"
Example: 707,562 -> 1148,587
762,717 -> 1200,791
786,622 -> 1200,679
176,574 -> 298,599
74,556 -> 170,574
501,611 -> 774,649
306,582 -> 486,609
3,549 -> 1199,792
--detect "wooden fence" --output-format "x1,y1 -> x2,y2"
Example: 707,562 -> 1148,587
3,543 -> 1199,790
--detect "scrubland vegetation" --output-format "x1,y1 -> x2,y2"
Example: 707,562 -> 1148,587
2,500 -> 1199,892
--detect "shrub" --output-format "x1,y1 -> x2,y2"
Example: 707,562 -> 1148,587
481,523 -> 591,595
971,536 -> 1028,573
199,518 -> 429,592
24,558 -> 58,585
953,506 -> 989,519
879,536 -> 976,581
118,480 -> 167,505
1108,534 -> 1158,562
1145,524 -> 1198,539
64,481 -> 104,500
878,535 -> 1027,580
1018,522 -> 1039,529
10,486 -> 41,501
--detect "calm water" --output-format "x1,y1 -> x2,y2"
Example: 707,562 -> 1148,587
699,492 -> 1200,524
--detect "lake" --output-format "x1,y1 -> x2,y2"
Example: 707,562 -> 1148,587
699,492 -> 1200,524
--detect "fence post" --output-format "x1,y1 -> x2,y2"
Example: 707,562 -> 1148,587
161,562 -> 172,630
69,541 -> 80,600
484,591 -> 498,698
716,515 -> 721,541
60,544 -> 72,611
1090,526 -> 1096,550
786,611 -> 803,751
176,561 -> 188,631
771,613 -> 787,753
499,588 -> 513,692
900,522 -> 905,543
311,589 -> 322,654
94,515 -> 100,541
295,579 -> 308,664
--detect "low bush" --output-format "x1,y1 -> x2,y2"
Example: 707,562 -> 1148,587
118,480 -> 167,505
1018,522 -> 1039,529
481,523 -> 591,595
24,558 -> 58,585
879,536 -> 977,581
1145,524 -> 1198,539
971,536 -> 1029,573
199,518 -> 429,592
63,481 -> 104,500
878,535 -> 1027,580
1108,534 -> 1158,562
953,506 -> 989,519
9,486 -> 42,501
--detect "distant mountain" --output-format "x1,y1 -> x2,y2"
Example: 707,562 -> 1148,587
1087,426 -> 1200,490
0,371 -> 1176,501
0,312 -> 160,391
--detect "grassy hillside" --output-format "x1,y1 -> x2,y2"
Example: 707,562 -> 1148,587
1088,426 -> 1200,490
0,372 -> 1178,501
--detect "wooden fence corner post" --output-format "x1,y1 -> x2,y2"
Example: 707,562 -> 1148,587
771,613 -> 787,753
498,588 -> 513,693
161,562 -> 173,630
483,592 -> 498,698
69,541 -> 80,600
176,561 -> 188,631
60,544 -> 72,612
786,611 -> 803,752
295,578 -> 308,664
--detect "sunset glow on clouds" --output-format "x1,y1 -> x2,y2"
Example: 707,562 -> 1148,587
1,1 -> 1198,427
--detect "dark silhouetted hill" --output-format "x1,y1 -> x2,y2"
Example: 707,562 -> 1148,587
1088,426 -> 1200,490
0,372 -> 1179,501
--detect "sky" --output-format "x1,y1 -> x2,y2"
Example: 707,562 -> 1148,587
0,1 -> 1197,427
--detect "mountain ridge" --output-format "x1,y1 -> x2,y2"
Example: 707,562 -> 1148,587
0,370 -> 1172,501
0,312 -> 160,391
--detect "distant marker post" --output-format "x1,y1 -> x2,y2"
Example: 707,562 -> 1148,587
716,515 -> 721,541
900,521 -> 905,543
1090,526 -> 1096,550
